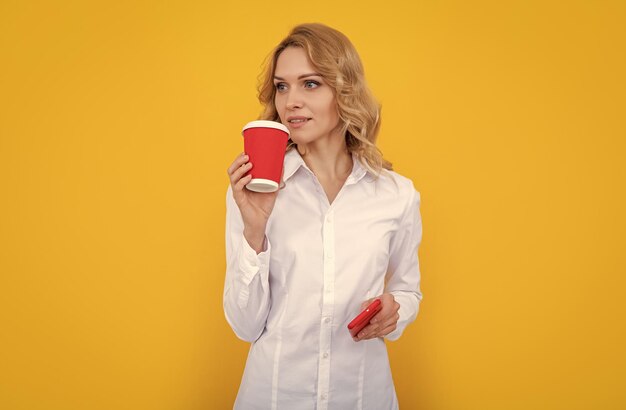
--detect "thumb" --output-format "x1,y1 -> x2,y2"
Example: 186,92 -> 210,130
360,297 -> 376,310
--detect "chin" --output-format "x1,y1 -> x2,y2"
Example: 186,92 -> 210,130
288,131 -> 310,144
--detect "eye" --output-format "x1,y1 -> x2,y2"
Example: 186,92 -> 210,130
274,82 -> 287,92
304,80 -> 320,89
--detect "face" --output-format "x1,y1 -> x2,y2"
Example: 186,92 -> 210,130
273,47 -> 341,146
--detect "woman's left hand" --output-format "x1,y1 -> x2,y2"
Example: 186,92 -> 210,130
353,293 -> 400,341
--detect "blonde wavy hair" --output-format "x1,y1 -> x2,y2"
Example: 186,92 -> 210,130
257,23 -> 393,174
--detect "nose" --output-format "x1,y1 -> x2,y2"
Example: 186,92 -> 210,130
285,89 -> 303,110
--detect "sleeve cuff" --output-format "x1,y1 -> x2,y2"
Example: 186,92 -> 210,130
238,235 -> 271,286
384,291 -> 420,341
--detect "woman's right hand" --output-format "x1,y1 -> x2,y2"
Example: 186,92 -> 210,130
227,152 -> 279,253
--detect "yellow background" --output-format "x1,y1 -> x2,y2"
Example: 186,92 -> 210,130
1,0 -> 625,409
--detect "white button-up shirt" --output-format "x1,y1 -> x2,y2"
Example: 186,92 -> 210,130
224,149 -> 423,410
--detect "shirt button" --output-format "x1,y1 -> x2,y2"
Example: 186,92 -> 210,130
324,317 -> 330,324
323,352 -> 329,358
321,393 -> 327,400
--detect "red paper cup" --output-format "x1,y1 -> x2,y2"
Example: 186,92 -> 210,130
241,120 -> 290,192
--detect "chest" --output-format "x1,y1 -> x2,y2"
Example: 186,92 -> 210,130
266,177 -> 403,272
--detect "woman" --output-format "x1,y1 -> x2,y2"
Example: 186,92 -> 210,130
224,23 -> 423,409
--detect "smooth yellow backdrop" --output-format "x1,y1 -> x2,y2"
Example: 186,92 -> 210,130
1,1 -> 624,409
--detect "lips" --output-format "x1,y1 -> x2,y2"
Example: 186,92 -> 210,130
287,116 -> 311,123
286,116 -> 311,129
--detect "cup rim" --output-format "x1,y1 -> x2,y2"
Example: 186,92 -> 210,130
242,120 -> 290,136
246,178 -> 279,193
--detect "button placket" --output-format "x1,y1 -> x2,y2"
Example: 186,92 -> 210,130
316,209 -> 335,410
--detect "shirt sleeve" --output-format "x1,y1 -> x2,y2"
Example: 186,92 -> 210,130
384,186 -> 423,341
223,186 -> 272,342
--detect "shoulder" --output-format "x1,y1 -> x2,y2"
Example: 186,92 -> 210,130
372,169 -> 421,205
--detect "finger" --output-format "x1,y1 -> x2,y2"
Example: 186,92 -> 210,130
353,295 -> 399,341
368,310 -> 384,324
360,297 -> 375,310
372,309 -> 399,337
377,312 -> 400,331
358,322 -> 395,341
368,309 -> 398,335
357,310 -> 399,340
371,297 -> 398,323
378,323 -> 397,337
370,302 -> 398,325
354,303 -> 385,340
234,174 -> 252,192
229,161 -> 253,187
358,324 -> 394,340
227,153 -> 249,176
355,322 -> 381,341
228,155 -> 248,178
365,295 -> 388,318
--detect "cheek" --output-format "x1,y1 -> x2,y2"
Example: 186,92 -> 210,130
326,102 -> 340,124
275,97 -> 287,121
326,96 -> 339,118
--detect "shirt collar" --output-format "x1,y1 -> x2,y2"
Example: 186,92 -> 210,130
282,148 -> 306,182
282,148 -> 371,185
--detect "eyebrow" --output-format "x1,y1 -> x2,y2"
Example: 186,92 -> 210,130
273,73 -> 322,81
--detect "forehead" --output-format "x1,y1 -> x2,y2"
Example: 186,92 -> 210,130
274,47 -> 316,77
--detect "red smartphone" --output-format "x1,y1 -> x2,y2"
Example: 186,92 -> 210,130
347,299 -> 382,337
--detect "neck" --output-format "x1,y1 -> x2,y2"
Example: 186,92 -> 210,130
297,137 -> 352,181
